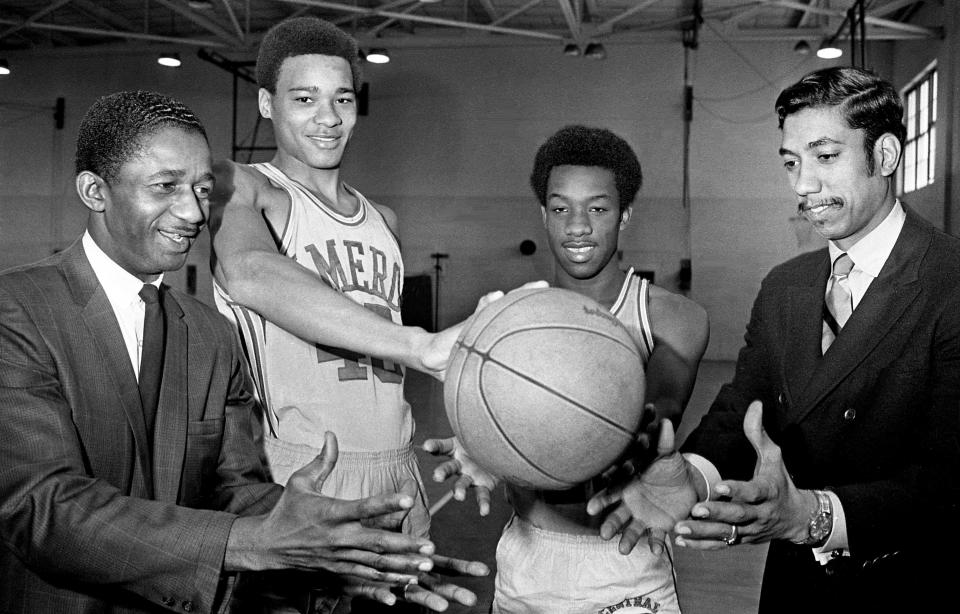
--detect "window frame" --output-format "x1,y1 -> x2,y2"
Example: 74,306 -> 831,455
899,61 -> 937,194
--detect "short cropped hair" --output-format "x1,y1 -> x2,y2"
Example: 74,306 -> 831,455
530,125 -> 642,211
775,66 -> 906,174
75,90 -> 207,183
256,16 -> 362,93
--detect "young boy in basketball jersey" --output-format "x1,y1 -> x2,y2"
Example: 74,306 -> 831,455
426,126 -> 709,613
209,16 -> 496,613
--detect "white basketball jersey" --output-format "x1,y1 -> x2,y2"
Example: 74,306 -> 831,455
214,162 -> 412,452
609,267 -> 655,364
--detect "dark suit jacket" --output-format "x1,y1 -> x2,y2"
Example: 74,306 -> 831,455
0,238 -> 283,613
683,208 -> 960,612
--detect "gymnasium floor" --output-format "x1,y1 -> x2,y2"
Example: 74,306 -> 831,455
408,360 -> 767,614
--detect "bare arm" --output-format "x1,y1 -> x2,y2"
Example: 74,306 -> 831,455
209,161 -> 448,376
644,286 -> 710,424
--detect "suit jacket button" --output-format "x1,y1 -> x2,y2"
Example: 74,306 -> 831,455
843,408 -> 857,421
182,601 -> 194,612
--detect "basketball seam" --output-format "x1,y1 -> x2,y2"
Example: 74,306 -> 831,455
494,324 -> 641,358
458,340 -> 637,488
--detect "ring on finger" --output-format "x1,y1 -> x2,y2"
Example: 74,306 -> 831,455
723,524 -> 740,546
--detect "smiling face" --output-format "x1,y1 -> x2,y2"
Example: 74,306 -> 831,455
259,53 -> 357,179
82,126 -> 213,281
779,105 -> 898,251
542,165 -> 630,287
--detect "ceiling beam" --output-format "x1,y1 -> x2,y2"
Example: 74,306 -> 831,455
71,0 -> 139,32
871,0 -> 923,18
153,0 -> 243,46
491,0 -> 544,26
217,0 -> 246,40
332,0 -> 414,26
476,0 -> 500,22
0,17 -> 229,47
556,0 -> 582,41
0,0 -> 75,43
278,0 -> 563,40
769,0 -> 939,36
596,0 -> 663,35
368,2 -> 423,36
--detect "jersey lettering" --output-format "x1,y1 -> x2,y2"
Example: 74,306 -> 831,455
304,240 -> 402,311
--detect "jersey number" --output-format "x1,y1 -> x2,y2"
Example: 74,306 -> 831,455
314,303 -> 403,384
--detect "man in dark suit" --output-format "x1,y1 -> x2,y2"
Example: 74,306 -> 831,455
587,67 -> 960,612
0,91 -> 485,613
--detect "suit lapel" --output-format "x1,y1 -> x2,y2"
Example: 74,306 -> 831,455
793,210 -> 929,423
153,288 -> 188,503
780,253 -> 831,411
63,240 -> 154,498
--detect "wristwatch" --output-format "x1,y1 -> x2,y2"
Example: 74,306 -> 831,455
794,490 -> 833,547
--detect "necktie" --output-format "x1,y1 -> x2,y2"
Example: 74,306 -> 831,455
822,253 -> 854,353
138,284 -> 166,438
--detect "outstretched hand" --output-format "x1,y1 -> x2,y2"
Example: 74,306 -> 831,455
342,553 -> 490,612
419,281 -> 549,380
587,419 -> 699,555
673,401 -> 812,549
423,436 -> 498,516
225,432 -> 435,583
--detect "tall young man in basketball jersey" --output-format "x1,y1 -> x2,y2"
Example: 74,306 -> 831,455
426,126 -> 709,613
209,16 -> 492,613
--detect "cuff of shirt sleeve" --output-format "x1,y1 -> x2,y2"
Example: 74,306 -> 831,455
813,490 -> 849,564
682,453 -> 721,502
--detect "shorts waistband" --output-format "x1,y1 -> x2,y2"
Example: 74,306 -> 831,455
264,436 -> 416,469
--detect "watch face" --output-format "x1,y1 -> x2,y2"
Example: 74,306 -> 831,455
810,512 -> 832,541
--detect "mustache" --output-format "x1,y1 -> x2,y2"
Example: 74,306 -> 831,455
797,197 -> 843,214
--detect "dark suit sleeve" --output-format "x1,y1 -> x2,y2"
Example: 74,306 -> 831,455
0,286 -> 250,613
682,277 -> 774,480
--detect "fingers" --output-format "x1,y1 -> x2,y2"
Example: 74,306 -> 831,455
513,280 -> 549,291
287,432 -> 339,492
431,459 -> 463,483
598,503 -> 633,540
403,584 -> 452,612
474,486 -> 492,517
428,554 -> 490,577
617,520 -> 648,555
647,528 -> 668,557
423,437 -> 455,456
586,484 -> 624,517
655,418 -> 676,457
475,290 -> 505,313
674,520 -> 742,550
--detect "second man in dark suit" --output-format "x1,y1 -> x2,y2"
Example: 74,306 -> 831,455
588,66 -> 960,612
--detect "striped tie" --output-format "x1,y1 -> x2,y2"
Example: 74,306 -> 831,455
822,253 -> 854,353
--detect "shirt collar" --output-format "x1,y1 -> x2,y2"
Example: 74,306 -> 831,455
827,200 -> 905,278
82,231 -> 163,305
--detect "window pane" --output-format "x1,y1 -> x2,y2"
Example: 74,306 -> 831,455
917,133 -> 928,189
929,126 -> 936,183
932,70 -> 938,123
919,81 -> 929,133
906,90 -> 916,140
905,141 -> 916,193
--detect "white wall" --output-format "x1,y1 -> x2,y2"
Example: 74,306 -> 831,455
0,26 -> 944,361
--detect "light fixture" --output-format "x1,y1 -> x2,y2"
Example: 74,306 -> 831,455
793,40 -> 811,55
816,39 -> 842,59
584,42 -> 606,60
365,48 -> 390,64
563,43 -> 581,57
157,52 -> 181,67
0,59 -> 9,76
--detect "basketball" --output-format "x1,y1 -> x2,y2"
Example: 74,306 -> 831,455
444,286 -> 646,490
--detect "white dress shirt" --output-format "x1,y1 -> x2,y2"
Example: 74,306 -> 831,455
82,232 -> 163,380
685,201 -> 906,563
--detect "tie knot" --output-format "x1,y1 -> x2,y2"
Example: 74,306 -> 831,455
832,253 -> 854,277
139,284 -> 161,304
